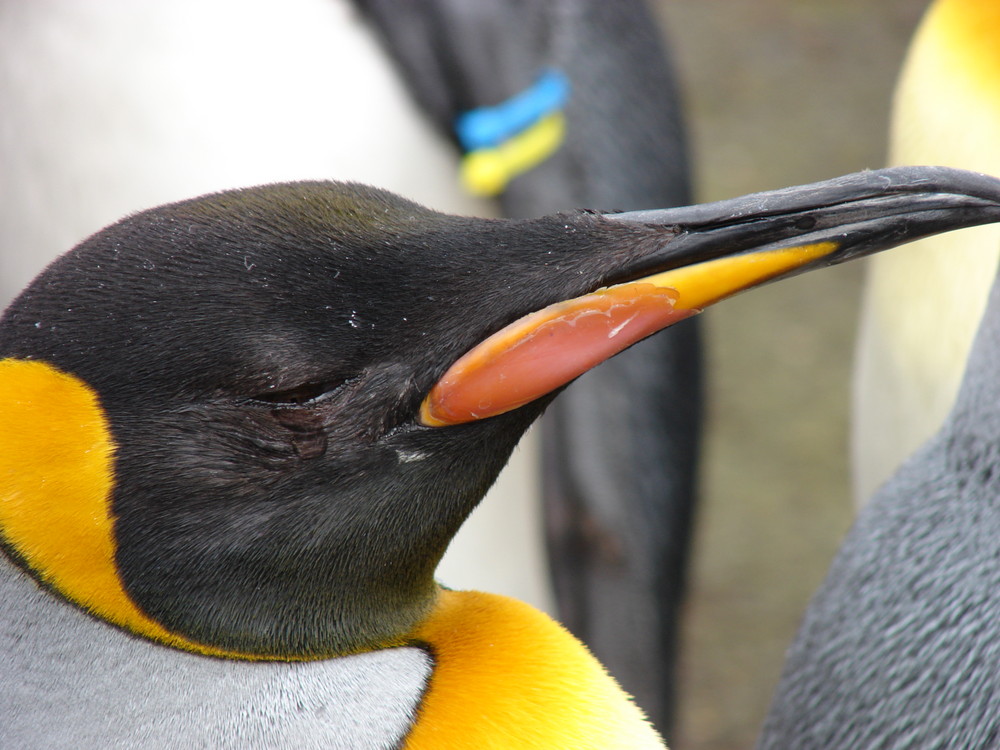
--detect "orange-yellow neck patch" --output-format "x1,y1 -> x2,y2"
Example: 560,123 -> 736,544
0,358 -> 267,659
923,0 -> 1000,99
404,588 -> 666,749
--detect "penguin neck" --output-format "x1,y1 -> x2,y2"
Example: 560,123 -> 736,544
0,358 -> 454,660
0,358 -> 537,660
104,422 -> 526,659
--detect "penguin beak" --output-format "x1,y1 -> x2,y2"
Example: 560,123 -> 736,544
420,166 -> 1000,427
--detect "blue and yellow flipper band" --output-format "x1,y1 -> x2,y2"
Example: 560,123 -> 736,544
457,69 -> 570,197
460,112 -> 566,197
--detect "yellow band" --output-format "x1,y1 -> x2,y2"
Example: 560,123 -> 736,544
461,112 -> 567,197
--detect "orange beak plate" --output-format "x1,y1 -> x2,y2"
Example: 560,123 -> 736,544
420,241 -> 836,426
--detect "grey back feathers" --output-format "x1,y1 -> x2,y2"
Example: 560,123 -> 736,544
0,555 -> 430,749
759,266 -> 1000,747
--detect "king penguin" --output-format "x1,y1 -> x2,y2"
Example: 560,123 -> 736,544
2,166 -> 1000,747
0,1 -> 696,735
852,0 -> 1000,504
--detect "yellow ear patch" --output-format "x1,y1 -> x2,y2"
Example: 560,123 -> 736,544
0,359 -> 124,611
404,589 -> 666,749
0,358 -> 249,658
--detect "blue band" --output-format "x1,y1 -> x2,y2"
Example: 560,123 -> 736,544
456,69 -> 570,151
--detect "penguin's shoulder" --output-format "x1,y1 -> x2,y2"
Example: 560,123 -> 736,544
405,588 -> 665,749
0,551 -> 432,749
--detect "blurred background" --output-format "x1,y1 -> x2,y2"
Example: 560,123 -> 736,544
652,1 -> 926,747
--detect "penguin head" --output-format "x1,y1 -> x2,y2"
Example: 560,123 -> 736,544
0,182 -> 601,656
2,168 -> 1000,658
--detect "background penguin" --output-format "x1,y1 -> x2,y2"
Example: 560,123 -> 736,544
4,167 -> 998,746
0,1 -> 696,735
852,0 -> 1000,504
759,205 -> 1000,748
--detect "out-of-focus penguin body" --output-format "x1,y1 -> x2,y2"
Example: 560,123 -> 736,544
760,6 -> 1000,743
852,0 -> 1000,503
760,262 -> 1000,749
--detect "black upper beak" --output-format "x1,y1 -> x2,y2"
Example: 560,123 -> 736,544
605,165 -> 1000,280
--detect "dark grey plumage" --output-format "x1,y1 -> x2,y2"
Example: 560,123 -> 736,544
760,264 -> 1000,748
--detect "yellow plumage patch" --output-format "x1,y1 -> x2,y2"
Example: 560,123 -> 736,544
0,360 -> 124,613
924,0 -> 1000,98
0,358 -> 255,658
404,589 -> 666,749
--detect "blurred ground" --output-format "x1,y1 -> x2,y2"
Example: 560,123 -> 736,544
648,2 -> 928,747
